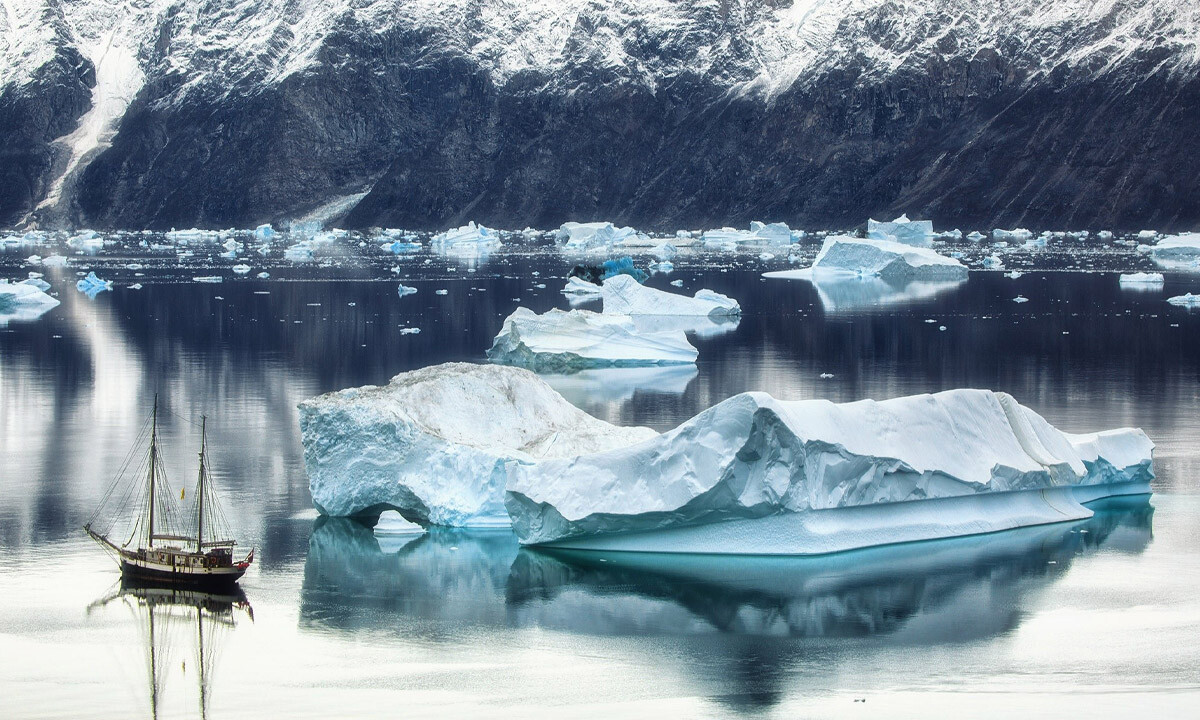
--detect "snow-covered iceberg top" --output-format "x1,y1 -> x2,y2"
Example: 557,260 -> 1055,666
299,363 -> 656,527
506,389 -> 1153,554
775,236 -> 968,282
601,274 -> 741,317
488,307 -> 698,371
867,214 -> 933,246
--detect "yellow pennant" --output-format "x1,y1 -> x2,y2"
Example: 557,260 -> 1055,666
180,488 -> 185,500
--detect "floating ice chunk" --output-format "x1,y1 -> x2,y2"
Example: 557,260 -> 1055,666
1167,293 -> 1200,307
938,229 -> 963,241
432,222 -> 501,258
601,274 -> 741,317
435,289 -> 448,296
488,307 -> 698,371
397,284 -> 418,297
383,240 -> 422,253
42,255 -> 68,267
193,276 -> 222,283
222,238 -> 240,251
748,221 -> 795,244
257,272 -> 270,279
75,272 -> 112,299
166,228 -> 218,242
0,280 -> 61,324
284,243 -> 314,261
561,277 -> 603,299
669,279 -> 683,287
554,222 -> 645,252
1005,271 -> 1023,279
1149,233 -> 1200,270
1138,230 -> 1159,240
1013,295 -> 1029,303
128,283 -> 143,290
770,236 -> 967,282
373,509 -> 425,536
25,254 -> 41,265
982,253 -> 1004,268
506,389 -> 1154,554
966,231 -> 986,242
253,224 -> 276,241
652,243 -> 677,261
399,327 -> 421,335
649,261 -> 674,274
1098,231 -> 1114,240
1119,272 -> 1165,286
232,264 -> 252,275
993,228 -> 1032,242
298,363 -> 657,525
21,277 -> 51,292
867,214 -> 934,246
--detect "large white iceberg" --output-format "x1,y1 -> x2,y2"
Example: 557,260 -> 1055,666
867,214 -> 933,246
431,222 -> 501,258
299,363 -> 655,527
1118,272 -> 1165,287
601,274 -> 741,317
506,389 -> 1153,554
769,236 -> 967,282
1150,233 -> 1200,270
554,222 -> 646,252
487,307 -> 697,371
0,280 -> 61,325
701,221 -> 796,247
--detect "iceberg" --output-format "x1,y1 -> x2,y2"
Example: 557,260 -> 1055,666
397,284 -> 417,297
993,228 -> 1033,242
298,363 -> 656,526
505,389 -> 1153,554
769,273 -> 966,314
0,280 -> 61,325
555,222 -> 646,252
1167,293 -> 1200,307
770,236 -> 967,282
75,271 -> 113,299
601,274 -> 741,318
867,214 -> 934,246
232,264 -> 252,274
1150,233 -> 1200,270
431,222 -> 501,258
41,255 -> 68,267
561,276 -> 603,300
193,275 -> 222,283
1119,272 -> 1165,286
253,224 -> 276,241
487,307 -> 698,371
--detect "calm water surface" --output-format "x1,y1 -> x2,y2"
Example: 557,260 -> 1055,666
2,238 -> 1199,718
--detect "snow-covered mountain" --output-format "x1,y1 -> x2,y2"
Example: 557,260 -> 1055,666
2,0 -> 1198,230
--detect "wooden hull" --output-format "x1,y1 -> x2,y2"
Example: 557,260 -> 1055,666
120,554 -> 247,588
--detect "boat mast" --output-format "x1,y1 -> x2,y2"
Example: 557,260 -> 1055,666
196,416 -> 206,554
148,393 -> 159,548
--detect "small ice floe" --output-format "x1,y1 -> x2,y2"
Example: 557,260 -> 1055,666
1138,230 -> 1159,240
435,289 -> 448,295
398,327 -> 421,335
1167,293 -> 1200,308
397,284 -> 418,297
257,272 -> 270,279
1,280 -> 61,324
25,254 -> 41,265
819,373 -> 834,379
253,224 -> 276,241
1119,272 -> 1165,286
42,255 -> 68,267
232,264 -> 252,274
128,283 -> 143,290
966,231 -> 986,242
561,277 -> 603,300
75,272 -> 113,299
1098,231 -> 1114,240
1005,271 -> 1023,279
193,276 -> 222,283
1013,295 -> 1029,303
670,279 -> 684,287
993,228 -> 1032,242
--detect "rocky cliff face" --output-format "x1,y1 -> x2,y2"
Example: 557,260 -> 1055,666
4,0 -> 1199,231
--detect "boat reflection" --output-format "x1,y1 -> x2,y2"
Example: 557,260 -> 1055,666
88,580 -> 253,719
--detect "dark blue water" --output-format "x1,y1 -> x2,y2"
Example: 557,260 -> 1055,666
2,236 -> 1199,718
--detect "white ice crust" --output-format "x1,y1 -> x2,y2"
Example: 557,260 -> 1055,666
0,279 -> 61,324
299,363 -> 656,526
506,389 -> 1154,553
867,214 -> 933,246
601,274 -> 741,317
772,236 -> 967,282
487,307 -> 698,370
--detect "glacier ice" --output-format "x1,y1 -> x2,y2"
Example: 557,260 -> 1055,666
1119,272 -> 1165,286
993,228 -> 1033,242
867,214 -> 934,246
767,236 -> 967,282
0,279 -> 61,325
75,271 -> 112,298
1150,233 -> 1200,270
298,363 -> 656,526
1167,293 -> 1200,307
555,222 -> 646,252
701,222 -> 796,246
487,307 -> 698,371
506,389 -> 1154,554
601,274 -> 741,318
431,222 -> 501,258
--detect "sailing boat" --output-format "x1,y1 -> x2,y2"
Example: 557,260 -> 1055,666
85,395 -> 253,587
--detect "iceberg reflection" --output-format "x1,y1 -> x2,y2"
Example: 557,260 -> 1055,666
540,365 -> 698,409
809,275 -> 967,313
